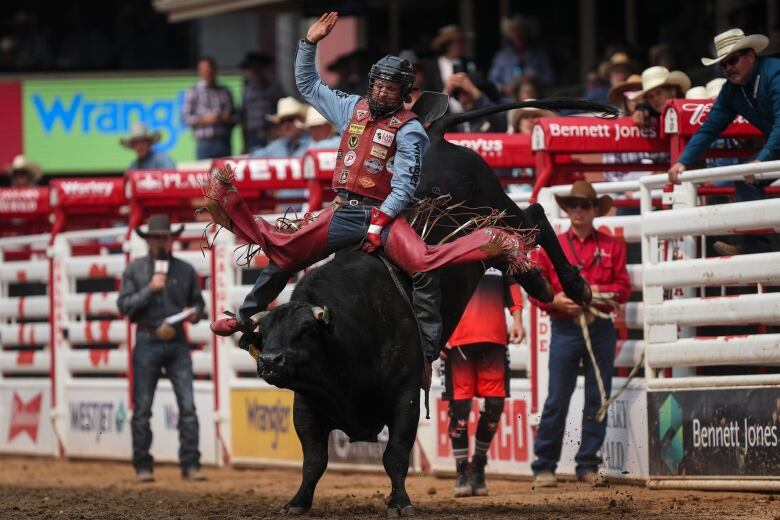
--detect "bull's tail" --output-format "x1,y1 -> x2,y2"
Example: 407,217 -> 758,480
427,98 -> 619,140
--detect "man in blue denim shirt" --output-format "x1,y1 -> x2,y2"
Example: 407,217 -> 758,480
117,215 -> 205,482
121,123 -> 176,170
668,29 -> 779,255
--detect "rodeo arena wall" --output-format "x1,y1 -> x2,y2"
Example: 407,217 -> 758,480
2,97 -> 780,491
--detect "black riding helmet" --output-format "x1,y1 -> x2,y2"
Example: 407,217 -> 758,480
367,55 -> 415,117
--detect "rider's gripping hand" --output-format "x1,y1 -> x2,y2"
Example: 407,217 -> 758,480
363,207 -> 392,253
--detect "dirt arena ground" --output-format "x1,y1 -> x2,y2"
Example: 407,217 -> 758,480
1,456 -> 778,519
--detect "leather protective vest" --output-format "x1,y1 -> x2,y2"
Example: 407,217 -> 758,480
332,99 -> 418,200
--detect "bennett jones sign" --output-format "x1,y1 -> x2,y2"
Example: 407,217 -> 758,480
20,76 -> 242,173
648,388 -> 780,477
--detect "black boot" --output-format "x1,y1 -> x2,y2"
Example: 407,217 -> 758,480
411,271 -> 442,361
470,453 -> 488,496
453,460 -> 472,497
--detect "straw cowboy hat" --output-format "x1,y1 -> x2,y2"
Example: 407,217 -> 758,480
607,52 -> 632,74
432,25 -> 467,52
7,154 -> 42,183
607,73 -> 642,105
634,66 -> 691,99
120,123 -> 161,148
685,86 -> 707,99
554,180 -> 613,217
135,214 -> 184,240
706,77 -> 727,98
701,28 -> 769,66
304,106 -> 331,128
266,97 -> 307,123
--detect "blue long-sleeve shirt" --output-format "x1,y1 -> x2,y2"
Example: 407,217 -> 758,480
294,40 -> 429,218
679,56 -> 780,165
129,151 -> 176,170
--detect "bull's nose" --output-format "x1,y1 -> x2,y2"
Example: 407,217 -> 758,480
259,352 -> 285,370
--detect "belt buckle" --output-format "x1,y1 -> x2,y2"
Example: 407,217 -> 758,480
348,199 -> 359,206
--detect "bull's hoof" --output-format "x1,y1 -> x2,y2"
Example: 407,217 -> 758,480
386,505 -> 415,517
279,504 -> 308,515
560,267 -> 592,307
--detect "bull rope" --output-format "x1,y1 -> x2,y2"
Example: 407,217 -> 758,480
577,291 -> 644,422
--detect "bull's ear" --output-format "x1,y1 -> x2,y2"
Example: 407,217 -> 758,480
312,306 -> 331,325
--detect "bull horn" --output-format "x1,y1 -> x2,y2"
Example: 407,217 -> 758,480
312,306 -> 330,324
250,310 -> 270,326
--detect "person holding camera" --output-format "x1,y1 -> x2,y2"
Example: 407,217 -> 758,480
117,214 -> 205,483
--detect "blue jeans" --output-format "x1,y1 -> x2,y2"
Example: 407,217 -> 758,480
132,339 -> 200,473
532,317 -> 616,477
196,137 -> 231,160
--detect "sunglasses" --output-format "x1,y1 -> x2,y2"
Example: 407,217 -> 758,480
720,49 -> 749,69
563,199 -> 595,211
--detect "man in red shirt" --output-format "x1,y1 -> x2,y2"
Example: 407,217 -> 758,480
442,268 -> 524,497
529,181 -> 631,488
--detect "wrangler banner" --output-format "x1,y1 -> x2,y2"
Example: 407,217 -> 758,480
7,75 -> 242,173
230,388 -> 302,462
648,388 -> 780,477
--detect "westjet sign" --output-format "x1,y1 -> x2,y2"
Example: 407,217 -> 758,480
22,76 -> 241,173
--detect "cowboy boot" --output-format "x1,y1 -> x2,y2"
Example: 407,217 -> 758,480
210,311 -> 256,337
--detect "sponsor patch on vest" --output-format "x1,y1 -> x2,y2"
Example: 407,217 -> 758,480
356,110 -> 368,120
338,170 -> 349,184
389,116 -> 402,127
386,155 -> 395,174
364,158 -> 384,174
372,128 -> 395,146
347,135 -> 359,149
370,145 -> 388,159
343,150 -> 357,167
358,176 -> 376,188
348,123 -> 365,135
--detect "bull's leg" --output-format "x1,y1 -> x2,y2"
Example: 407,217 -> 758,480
281,394 -> 329,515
384,389 -> 420,517
512,266 -> 554,303
523,203 -> 592,306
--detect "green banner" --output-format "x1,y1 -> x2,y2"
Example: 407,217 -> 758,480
23,75 -> 243,173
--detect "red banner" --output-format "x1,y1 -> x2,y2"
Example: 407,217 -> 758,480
0,187 -> 50,218
444,133 -> 534,168
302,149 -> 337,180
532,116 -> 666,153
50,178 -> 125,208
126,169 -> 207,199
661,99 -> 762,138
211,157 -> 308,189
0,81 -> 23,169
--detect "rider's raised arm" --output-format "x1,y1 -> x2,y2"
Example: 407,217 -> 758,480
294,40 -> 359,134
379,120 -> 430,218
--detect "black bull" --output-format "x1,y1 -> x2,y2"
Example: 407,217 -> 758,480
245,99 -> 616,516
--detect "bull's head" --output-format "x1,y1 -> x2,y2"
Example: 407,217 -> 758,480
253,301 -> 332,389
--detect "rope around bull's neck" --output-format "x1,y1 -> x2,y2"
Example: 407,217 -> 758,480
577,291 -> 644,423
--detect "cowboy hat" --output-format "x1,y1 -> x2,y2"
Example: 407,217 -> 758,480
266,97 -> 307,123
432,25 -> 467,52
634,66 -> 691,99
135,214 -> 184,240
706,77 -> 727,98
685,86 -> 707,99
304,106 -> 331,128
554,180 -> 613,217
607,73 -> 642,105
120,123 -> 161,148
7,154 -> 42,183
701,28 -> 769,66
607,52 -> 632,74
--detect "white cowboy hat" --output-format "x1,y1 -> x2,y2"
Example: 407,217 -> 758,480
634,66 -> 691,99
120,122 -> 161,148
7,154 -> 42,182
685,86 -> 707,99
304,106 -> 331,128
266,97 -> 307,123
701,28 -> 769,66
705,77 -> 727,98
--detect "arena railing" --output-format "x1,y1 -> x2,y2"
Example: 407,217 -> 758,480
639,160 -> 780,490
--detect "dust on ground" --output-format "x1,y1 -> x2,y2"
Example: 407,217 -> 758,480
1,456 -> 778,519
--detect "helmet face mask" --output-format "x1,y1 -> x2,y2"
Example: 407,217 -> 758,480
367,55 -> 415,117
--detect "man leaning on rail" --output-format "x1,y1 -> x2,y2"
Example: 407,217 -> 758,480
667,28 -> 780,256
117,214 -> 206,483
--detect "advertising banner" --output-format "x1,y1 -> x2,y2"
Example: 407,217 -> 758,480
662,99 -> 762,138
22,75 -> 242,173
648,388 -> 780,478
532,116 -> 666,153
0,382 -> 56,456
230,387 -> 302,462
328,427 -> 388,468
